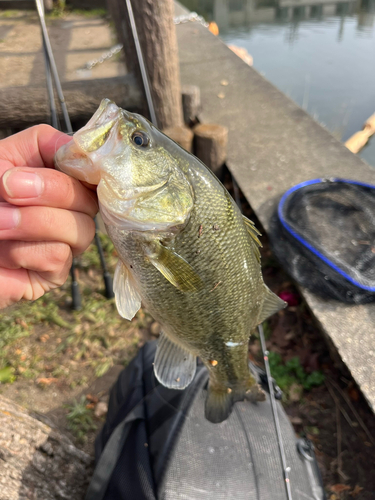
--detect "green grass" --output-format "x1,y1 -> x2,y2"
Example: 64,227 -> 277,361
46,3 -> 107,19
0,233 -> 150,385
71,8 -> 107,17
0,10 -> 20,18
66,396 -> 97,443
268,351 -> 325,400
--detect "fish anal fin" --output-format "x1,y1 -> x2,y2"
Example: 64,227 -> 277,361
154,332 -> 196,390
113,260 -> 141,320
146,242 -> 203,293
258,285 -> 287,325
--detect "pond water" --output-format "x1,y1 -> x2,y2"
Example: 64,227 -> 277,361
179,0 -> 375,167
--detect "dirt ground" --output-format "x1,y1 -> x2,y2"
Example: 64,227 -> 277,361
0,9 -> 124,91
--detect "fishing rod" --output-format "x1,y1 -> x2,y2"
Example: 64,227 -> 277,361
232,176 -> 293,500
258,323 -> 293,500
35,0 -> 114,306
124,0 -> 158,127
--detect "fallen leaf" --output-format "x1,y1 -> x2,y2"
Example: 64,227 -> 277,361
289,416 -> 303,425
330,484 -> 351,493
86,394 -> 99,404
347,385 -> 360,402
36,377 -> 58,386
350,485 -> 364,497
289,383 -> 303,402
94,401 -> 108,418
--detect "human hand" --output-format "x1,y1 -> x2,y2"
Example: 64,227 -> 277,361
0,125 -> 98,310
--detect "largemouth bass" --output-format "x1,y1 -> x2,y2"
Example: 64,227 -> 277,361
55,99 -> 285,423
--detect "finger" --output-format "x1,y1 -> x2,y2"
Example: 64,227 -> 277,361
0,240 -> 72,272
0,240 -> 73,307
0,240 -> 72,304
0,167 -> 98,217
0,124 -> 71,172
0,204 -> 95,255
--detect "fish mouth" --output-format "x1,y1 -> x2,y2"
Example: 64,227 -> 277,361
55,99 -> 125,184
84,98 -> 123,129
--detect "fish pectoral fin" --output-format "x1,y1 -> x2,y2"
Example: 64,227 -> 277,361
146,242 -> 203,293
113,260 -> 141,320
242,215 -> 262,262
257,285 -> 287,325
154,332 -> 196,390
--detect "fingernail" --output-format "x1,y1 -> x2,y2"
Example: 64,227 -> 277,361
0,206 -> 20,230
3,170 -> 43,199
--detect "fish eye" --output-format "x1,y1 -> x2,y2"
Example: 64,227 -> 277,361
131,130 -> 149,147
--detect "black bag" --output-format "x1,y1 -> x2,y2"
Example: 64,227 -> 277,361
269,178 -> 375,304
86,341 -> 325,500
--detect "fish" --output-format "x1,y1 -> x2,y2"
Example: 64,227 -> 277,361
55,99 -> 286,423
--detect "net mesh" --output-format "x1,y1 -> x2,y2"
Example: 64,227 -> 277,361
269,180 -> 375,304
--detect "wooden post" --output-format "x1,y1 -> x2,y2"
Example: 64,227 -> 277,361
107,0 -> 183,129
194,124 -> 228,178
163,125 -> 194,152
181,85 -> 201,125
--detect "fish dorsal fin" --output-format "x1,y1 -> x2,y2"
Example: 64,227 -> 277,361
242,215 -> 262,262
257,284 -> 286,325
154,332 -> 196,389
113,260 -> 141,320
145,241 -> 203,293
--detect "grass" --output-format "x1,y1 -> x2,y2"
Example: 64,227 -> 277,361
0,234 -> 152,387
0,10 -> 21,18
66,396 -> 97,443
268,351 -> 325,400
46,2 -> 107,19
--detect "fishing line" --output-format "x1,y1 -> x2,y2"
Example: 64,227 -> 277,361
35,0 -> 113,306
124,0 -> 158,127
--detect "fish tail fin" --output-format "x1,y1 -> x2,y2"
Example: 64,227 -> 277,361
205,385 -> 234,424
205,376 -> 266,423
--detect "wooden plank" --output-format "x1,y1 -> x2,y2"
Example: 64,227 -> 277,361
0,75 -> 142,129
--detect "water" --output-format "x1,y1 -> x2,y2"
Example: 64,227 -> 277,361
179,0 -> 375,167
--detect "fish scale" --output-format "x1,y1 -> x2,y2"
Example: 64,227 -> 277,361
55,99 -> 285,423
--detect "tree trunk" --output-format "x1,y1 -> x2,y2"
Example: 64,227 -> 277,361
0,396 -> 93,500
107,0 -> 183,129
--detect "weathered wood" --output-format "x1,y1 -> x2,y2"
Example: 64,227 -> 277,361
345,112 -> 375,154
181,85 -> 201,125
0,396 -> 93,500
0,75 -> 142,129
163,125 -> 194,152
107,0 -> 183,129
193,123 -> 228,177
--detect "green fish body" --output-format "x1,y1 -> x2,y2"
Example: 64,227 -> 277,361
55,99 -> 285,423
